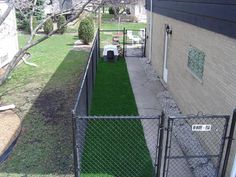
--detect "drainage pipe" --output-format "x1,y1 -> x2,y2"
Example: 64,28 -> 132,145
147,0 -> 153,63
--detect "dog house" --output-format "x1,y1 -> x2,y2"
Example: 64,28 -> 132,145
103,45 -> 119,62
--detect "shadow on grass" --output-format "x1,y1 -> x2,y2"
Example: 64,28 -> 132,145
0,50 -> 88,176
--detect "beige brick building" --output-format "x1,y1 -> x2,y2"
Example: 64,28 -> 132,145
146,2 -> 236,177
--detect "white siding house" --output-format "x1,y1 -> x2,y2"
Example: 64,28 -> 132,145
0,0 -> 19,68
129,0 -> 146,22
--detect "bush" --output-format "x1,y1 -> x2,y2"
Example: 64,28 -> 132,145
78,18 -> 94,44
43,18 -> 53,34
86,16 -> 94,26
108,7 -> 120,17
23,17 -> 38,33
108,7 -> 114,14
16,0 -> 44,30
57,15 -> 67,34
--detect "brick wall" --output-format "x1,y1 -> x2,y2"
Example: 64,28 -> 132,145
148,13 -> 236,177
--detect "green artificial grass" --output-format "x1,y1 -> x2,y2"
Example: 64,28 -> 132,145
90,59 -> 138,115
80,59 -> 153,177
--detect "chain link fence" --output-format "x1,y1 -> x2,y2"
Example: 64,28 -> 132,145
76,116 -> 162,177
99,28 -> 146,58
125,29 -> 146,57
72,30 -> 99,177
71,29 -> 235,177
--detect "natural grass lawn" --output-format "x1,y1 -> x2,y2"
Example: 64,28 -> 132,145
101,14 -> 114,21
101,21 -> 146,30
0,34 -> 89,177
80,59 -> 153,177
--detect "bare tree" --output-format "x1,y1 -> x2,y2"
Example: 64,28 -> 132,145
0,0 -> 103,85
104,0 -> 137,29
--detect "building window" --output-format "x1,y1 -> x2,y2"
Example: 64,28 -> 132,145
187,46 -> 205,80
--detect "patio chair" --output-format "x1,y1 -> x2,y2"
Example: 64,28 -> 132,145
139,29 -> 145,39
127,30 -> 141,44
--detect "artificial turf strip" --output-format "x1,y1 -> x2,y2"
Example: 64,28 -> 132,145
81,59 -> 153,177
90,59 -> 138,116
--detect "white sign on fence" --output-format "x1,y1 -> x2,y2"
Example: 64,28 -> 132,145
192,124 -> 212,131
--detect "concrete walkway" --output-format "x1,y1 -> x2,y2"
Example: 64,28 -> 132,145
126,57 -> 165,115
126,56 -> 165,166
126,57 -> 194,177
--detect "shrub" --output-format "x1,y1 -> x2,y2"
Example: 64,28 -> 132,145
43,18 -> 53,34
16,0 -> 44,30
109,7 -> 120,13
86,16 -> 94,26
108,7 -> 114,14
23,17 -> 38,33
78,18 -> 94,44
57,15 -> 67,34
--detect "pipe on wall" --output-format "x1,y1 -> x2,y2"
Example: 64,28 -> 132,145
147,0 -> 153,63
230,153 -> 236,177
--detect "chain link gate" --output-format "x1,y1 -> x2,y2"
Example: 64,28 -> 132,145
124,29 -> 146,57
162,115 -> 231,177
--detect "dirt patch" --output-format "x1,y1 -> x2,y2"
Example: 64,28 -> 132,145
34,90 -> 66,123
72,40 -> 92,52
0,110 -> 21,157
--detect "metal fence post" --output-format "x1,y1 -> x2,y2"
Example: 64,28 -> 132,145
123,28 -> 125,57
71,112 -> 79,177
85,75 -> 89,116
156,111 -> 165,177
222,109 -> 236,177
92,52 -> 95,88
98,28 -> 100,59
144,28 -> 147,57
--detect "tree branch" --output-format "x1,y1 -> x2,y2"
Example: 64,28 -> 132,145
0,3 -> 13,26
0,0 -> 95,85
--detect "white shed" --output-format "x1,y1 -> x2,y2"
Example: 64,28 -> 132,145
0,0 -> 19,68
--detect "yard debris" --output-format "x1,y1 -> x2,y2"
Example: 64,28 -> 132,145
22,52 -> 38,67
0,104 -> 15,111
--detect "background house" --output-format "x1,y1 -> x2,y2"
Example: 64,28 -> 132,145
0,0 -> 19,69
128,0 -> 146,22
146,0 -> 236,176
